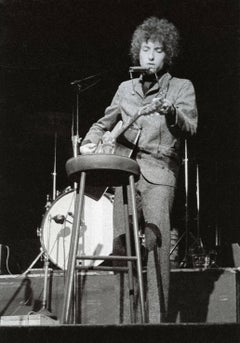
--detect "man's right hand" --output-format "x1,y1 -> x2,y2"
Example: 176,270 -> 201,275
79,143 -> 97,155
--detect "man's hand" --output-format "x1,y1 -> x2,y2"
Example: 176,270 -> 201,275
139,98 -> 175,117
158,98 -> 175,116
79,143 -> 97,155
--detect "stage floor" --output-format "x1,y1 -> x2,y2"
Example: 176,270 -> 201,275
0,268 -> 239,325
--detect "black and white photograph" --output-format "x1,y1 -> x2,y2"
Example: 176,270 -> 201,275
0,0 -> 239,342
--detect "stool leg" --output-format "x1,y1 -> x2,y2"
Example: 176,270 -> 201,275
129,174 -> 146,323
61,171 -> 86,324
122,185 -> 135,323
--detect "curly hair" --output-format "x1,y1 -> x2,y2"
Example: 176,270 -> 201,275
130,17 -> 180,69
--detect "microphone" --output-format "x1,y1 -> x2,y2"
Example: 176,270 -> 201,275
70,79 -> 82,86
70,74 -> 100,86
129,66 -> 155,73
52,215 -> 65,224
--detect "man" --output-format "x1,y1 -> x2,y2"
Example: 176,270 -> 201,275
80,17 -> 198,322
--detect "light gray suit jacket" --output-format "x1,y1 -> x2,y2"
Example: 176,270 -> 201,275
82,72 -> 198,187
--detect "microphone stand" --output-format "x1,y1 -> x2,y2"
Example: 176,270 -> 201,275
38,133 -> 58,318
62,76 -> 101,324
70,74 -> 101,158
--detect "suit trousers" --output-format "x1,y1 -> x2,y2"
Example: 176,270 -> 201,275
113,174 -> 175,323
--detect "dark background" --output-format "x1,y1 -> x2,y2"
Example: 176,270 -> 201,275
0,0 -> 239,270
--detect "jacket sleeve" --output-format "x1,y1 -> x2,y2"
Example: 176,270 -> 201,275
81,87 -> 122,145
172,80 -> 198,135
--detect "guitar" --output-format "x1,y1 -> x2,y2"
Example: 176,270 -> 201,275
85,97 -> 165,200
95,97 -> 164,157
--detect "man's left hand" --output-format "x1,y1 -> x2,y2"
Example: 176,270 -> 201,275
159,99 -> 175,116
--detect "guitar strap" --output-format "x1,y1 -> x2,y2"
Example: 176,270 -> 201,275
156,72 -> 172,100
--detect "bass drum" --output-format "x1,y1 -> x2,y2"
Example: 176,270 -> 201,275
40,189 -> 113,270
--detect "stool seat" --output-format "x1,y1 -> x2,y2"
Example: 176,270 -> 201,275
66,154 -> 140,187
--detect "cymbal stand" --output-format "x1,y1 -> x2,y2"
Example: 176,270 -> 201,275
196,163 -> 203,248
71,84 -> 82,158
67,82 -> 83,323
170,140 -> 200,267
179,139 -> 191,266
38,133 -> 58,318
214,162 -> 221,247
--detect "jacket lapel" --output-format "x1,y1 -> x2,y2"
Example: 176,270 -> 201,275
133,78 -> 144,98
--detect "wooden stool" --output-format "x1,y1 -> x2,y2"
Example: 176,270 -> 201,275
61,154 -> 146,324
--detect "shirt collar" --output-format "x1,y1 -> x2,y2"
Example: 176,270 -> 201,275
133,72 -> 171,97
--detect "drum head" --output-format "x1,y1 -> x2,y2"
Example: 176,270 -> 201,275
40,190 -> 113,270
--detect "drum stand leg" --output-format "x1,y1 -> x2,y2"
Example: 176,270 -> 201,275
37,251 -> 56,318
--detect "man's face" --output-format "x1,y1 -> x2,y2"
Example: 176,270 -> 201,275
139,40 -> 166,73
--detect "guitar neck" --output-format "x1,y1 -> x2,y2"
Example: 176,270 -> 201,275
112,98 -> 163,140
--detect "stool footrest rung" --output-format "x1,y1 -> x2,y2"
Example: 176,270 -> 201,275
76,255 -> 137,261
75,265 -> 129,272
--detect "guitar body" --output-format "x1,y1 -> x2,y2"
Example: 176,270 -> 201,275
115,128 -> 141,158
86,126 -> 140,200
